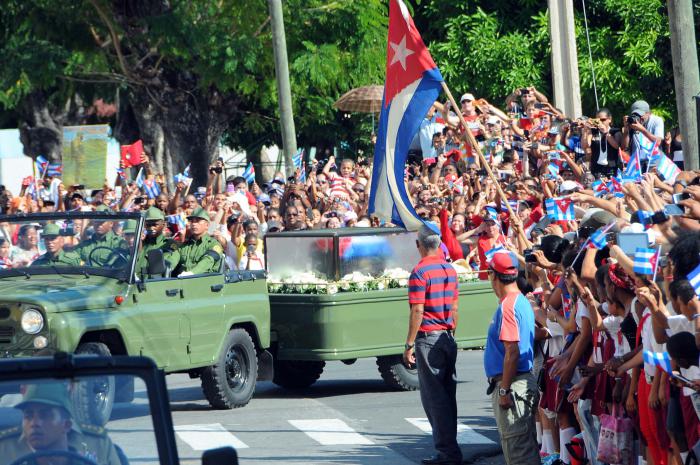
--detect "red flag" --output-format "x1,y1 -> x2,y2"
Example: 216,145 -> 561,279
120,140 -> 144,168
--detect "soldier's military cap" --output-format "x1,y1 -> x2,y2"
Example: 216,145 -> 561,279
122,220 -> 138,234
188,207 -> 210,222
94,205 -> 111,213
16,383 -> 75,419
144,207 -> 165,221
42,224 -> 61,237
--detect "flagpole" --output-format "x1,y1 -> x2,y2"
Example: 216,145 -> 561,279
440,82 -> 529,246
652,245 -> 662,282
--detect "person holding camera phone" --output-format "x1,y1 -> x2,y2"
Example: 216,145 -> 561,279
582,108 -> 622,179
621,100 -> 664,171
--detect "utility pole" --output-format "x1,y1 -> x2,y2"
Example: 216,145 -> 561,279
268,0 -> 297,176
668,0 -> 700,170
548,0 -> 582,118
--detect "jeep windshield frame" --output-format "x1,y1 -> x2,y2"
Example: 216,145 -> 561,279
0,211 -> 142,283
0,353 -> 180,465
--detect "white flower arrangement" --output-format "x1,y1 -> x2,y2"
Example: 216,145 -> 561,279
267,264 -> 478,295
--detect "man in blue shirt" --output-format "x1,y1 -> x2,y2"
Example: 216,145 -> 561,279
484,251 -> 539,465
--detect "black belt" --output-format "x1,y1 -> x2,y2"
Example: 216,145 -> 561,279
416,329 -> 454,338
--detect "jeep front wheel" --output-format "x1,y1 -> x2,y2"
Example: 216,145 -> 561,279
201,328 -> 258,409
72,342 -> 116,426
272,360 -> 325,389
377,355 -> 419,391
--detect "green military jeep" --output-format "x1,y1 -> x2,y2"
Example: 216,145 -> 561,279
0,211 -> 271,425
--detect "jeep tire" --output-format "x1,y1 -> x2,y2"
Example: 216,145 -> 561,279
272,360 -> 325,389
201,328 -> 257,409
72,342 -> 116,426
376,355 -> 419,391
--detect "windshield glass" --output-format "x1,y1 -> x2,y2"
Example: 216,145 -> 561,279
0,374 -> 158,465
0,213 -> 139,280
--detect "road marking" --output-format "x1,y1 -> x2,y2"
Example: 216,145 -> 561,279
405,418 -> 496,445
288,419 -> 374,445
175,423 -> 249,450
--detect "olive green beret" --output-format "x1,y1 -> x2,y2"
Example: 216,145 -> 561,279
122,220 -> 138,234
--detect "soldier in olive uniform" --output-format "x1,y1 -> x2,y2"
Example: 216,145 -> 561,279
121,220 -> 139,250
0,383 -> 123,465
75,206 -> 127,267
135,207 -> 180,277
176,207 -> 223,276
31,224 -> 82,267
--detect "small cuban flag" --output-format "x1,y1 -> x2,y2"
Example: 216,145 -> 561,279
167,213 -> 187,231
292,148 -> 304,170
638,135 -> 659,161
174,164 -> 193,185
116,167 -> 126,180
633,247 -> 659,276
548,163 -> 560,177
545,197 -> 575,221
589,229 -> 608,250
500,200 -> 519,213
143,178 -> 161,199
687,261 -> 700,297
298,162 -> 307,183
643,350 -> 674,377
591,180 -> 609,198
484,245 -> 506,264
623,149 -> 642,181
637,210 -> 654,230
485,206 -> 500,222
653,153 -> 681,184
135,168 -> 145,188
242,162 -> 255,183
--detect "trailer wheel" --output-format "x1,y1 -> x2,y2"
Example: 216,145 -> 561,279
72,342 -> 116,426
272,360 -> 325,389
201,328 -> 258,409
376,355 -> 419,391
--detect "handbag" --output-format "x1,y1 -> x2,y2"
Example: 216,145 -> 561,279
597,404 -> 634,465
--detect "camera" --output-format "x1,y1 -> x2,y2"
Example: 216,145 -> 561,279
534,103 -> 546,109
134,197 -> 145,205
520,88 -> 529,95
626,115 -> 641,125
651,211 -> 669,224
672,192 -> 691,204
476,169 -> 488,176
524,249 -> 537,263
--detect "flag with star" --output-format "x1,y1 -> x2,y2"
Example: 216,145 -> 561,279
368,0 -> 444,232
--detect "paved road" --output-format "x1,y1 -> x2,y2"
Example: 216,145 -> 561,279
109,349 -> 502,465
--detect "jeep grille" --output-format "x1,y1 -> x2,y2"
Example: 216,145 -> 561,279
0,326 -> 14,343
0,307 -> 9,319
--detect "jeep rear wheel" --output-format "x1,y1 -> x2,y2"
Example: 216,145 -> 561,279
272,360 -> 325,389
201,328 -> 258,409
72,342 -> 116,426
377,355 -> 419,391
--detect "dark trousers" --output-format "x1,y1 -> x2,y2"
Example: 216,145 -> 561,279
415,331 -> 462,462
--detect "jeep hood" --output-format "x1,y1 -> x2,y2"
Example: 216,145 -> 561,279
0,277 -> 127,312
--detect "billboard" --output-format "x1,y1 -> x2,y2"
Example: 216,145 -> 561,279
62,124 -> 110,189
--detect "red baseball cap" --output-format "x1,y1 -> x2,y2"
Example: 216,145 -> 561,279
489,251 -> 519,276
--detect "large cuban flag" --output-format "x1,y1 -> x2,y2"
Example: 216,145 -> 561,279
368,0 -> 443,231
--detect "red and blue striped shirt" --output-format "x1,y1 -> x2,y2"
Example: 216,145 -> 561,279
408,254 -> 458,331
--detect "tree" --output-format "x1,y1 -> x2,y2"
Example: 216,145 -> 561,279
414,0 -> 683,124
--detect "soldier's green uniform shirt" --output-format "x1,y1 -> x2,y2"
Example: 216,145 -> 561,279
31,249 -> 82,267
136,234 -> 180,275
0,422 -> 122,465
76,231 -> 128,266
177,234 -> 223,274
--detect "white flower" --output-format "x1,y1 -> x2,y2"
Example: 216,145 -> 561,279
327,284 -> 338,295
377,281 -> 385,291
398,278 -> 408,287
340,280 -> 351,291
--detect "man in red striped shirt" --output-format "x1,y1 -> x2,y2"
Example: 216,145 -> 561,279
404,224 -> 461,465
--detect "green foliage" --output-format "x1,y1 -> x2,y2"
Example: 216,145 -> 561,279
416,0 -> 683,124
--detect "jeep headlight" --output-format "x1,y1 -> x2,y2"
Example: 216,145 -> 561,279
21,308 -> 44,334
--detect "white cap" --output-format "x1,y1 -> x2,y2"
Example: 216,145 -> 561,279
487,115 -> 500,125
559,180 -> 582,194
460,93 -> 475,102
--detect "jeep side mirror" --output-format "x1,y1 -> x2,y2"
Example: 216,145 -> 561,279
201,447 -> 238,465
147,249 -> 166,276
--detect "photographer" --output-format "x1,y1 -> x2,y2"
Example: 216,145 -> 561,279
581,109 -> 622,178
621,100 -> 664,169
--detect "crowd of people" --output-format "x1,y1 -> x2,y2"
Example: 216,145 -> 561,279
0,84 -> 699,464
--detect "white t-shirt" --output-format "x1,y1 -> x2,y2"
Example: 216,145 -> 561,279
418,114 -> 444,161
664,314 -> 698,396
631,114 -> 664,161
640,308 -> 666,379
